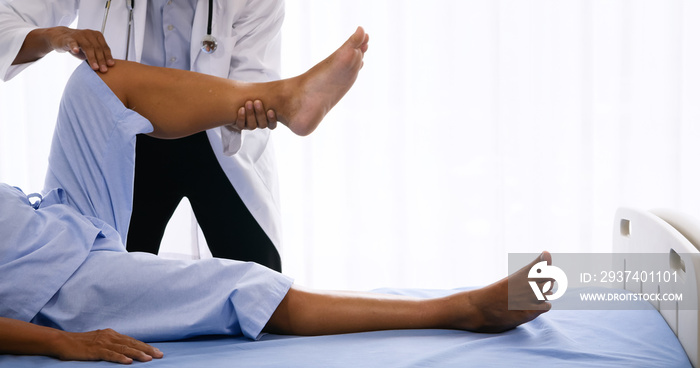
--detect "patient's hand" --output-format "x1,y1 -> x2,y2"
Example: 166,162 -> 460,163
0,317 -> 162,364
52,328 -> 163,364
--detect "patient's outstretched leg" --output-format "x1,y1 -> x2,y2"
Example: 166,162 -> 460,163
98,27 -> 369,138
264,252 -> 552,336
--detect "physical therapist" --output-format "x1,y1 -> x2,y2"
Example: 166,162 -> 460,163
0,0 -> 285,271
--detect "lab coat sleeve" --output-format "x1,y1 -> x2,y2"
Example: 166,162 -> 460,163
220,0 -> 285,156
0,0 -> 79,81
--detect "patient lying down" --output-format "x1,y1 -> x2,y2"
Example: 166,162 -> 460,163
0,27 -> 551,364
0,248 -> 551,364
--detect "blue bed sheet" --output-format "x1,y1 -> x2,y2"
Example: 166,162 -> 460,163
0,289 -> 691,367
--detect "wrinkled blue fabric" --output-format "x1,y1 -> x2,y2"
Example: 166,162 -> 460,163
0,63 -> 293,342
0,289 -> 692,367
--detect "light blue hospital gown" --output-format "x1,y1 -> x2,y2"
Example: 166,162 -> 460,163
0,62 -> 293,342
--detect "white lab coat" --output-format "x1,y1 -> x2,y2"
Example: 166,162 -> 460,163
0,0 -> 285,251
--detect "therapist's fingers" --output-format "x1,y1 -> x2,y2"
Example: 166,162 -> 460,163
65,40 -> 83,59
244,100 -> 257,130
253,100 -> 269,129
257,100 -> 278,130
235,101 -> 277,131
234,106 -> 246,131
267,109 -> 278,130
72,30 -> 115,73
50,27 -> 115,73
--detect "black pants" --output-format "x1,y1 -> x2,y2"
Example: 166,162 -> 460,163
125,132 -> 282,272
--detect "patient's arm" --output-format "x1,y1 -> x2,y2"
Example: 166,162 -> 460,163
264,252 -> 552,336
98,27 -> 369,138
0,317 -> 162,364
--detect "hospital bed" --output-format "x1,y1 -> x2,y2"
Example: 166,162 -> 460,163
0,208 -> 696,367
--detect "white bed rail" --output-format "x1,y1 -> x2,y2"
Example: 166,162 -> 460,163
613,208 -> 700,368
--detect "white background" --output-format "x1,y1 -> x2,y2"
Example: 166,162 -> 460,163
2,0 -> 700,291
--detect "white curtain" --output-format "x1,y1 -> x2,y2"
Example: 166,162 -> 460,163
275,0 -> 700,290
1,0 -> 699,291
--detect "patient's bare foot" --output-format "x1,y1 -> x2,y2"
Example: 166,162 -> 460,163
279,27 -> 370,136
443,252 -> 552,333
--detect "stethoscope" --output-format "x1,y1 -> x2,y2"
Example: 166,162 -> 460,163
101,0 -> 218,59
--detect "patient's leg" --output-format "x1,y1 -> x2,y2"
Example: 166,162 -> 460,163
264,252 -> 552,335
98,27 -> 369,138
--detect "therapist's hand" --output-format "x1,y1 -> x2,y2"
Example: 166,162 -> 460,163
47,27 -> 115,73
52,328 -> 163,364
233,100 -> 278,131
13,27 -> 115,73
